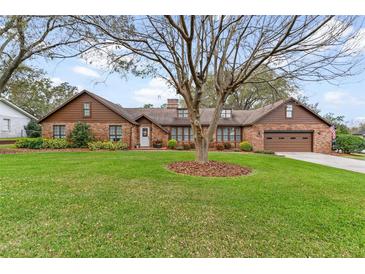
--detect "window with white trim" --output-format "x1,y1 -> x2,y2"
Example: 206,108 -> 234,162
83,102 -> 91,117
221,109 -> 232,118
286,104 -> 293,118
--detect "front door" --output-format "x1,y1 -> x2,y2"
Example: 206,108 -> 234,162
140,127 -> 150,147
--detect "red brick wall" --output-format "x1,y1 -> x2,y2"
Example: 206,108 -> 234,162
41,122 -> 135,148
151,124 -> 169,146
243,123 -> 332,153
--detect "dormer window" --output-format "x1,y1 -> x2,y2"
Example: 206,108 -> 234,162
177,108 -> 188,118
221,109 -> 232,118
286,104 -> 293,118
83,102 -> 91,117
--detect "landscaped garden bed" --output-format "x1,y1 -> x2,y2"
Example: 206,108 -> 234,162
168,160 -> 251,177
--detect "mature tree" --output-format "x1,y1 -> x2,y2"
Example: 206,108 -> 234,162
0,16 -> 90,94
200,66 -> 296,109
76,16 -> 363,162
323,113 -> 350,134
3,66 -> 77,118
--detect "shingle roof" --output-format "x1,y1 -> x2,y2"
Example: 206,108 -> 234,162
38,90 -> 331,128
124,99 -> 285,126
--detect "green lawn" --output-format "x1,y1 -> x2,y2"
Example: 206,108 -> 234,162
0,151 -> 364,257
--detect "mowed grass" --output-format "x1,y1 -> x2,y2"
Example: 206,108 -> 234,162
0,151 -> 364,257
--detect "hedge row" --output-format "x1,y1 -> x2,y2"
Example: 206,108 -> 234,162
16,138 -> 69,149
15,138 -> 128,151
167,139 -> 254,152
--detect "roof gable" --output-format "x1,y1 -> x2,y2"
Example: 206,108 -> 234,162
0,98 -> 37,120
38,90 -> 137,124
135,114 -> 169,133
248,97 -> 332,126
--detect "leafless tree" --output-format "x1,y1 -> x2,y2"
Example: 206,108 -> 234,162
0,16 -> 92,94
75,15 -> 364,162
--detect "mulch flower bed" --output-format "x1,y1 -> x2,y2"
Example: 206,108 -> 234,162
167,160 -> 251,177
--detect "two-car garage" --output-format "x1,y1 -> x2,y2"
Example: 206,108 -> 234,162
264,131 -> 313,152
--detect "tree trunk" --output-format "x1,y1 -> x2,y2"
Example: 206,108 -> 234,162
195,133 -> 209,163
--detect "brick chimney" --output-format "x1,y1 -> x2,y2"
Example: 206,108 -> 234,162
167,99 -> 179,109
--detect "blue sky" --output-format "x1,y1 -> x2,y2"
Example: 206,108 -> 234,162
33,55 -> 365,126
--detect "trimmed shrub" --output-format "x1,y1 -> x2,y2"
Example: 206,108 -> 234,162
335,134 -> 365,153
152,139 -> 163,148
70,122 -> 93,148
43,138 -> 69,149
24,120 -> 41,138
167,139 -> 177,149
254,150 -> 275,155
15,138 -> 44,149
87,141 -> 128,151
223,142 -> 232,149
216,143 -> 224,151
240,141 -> 253,152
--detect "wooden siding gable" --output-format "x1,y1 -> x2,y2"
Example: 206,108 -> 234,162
252,98 -> 332,126
39,90 -> 137,124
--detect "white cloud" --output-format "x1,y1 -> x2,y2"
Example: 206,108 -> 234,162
132,78 -> 179,107
50,77 -> 64,86
344,27 -> 365,55
71,66 -> 100,78
81,43 -> 132,71
324,91 -> 365,106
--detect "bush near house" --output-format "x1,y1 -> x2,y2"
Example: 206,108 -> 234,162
15,138 -> 70,149
15,138 -> 44,149
335,134 -> 365,153
240,141 -> 253,152
216,143 -> 224,151
70,122 -> 93,148
24,120 -> 42,138
167,139 -> 177,149
223,142 -> 232,149
43,138 -> 69,149
87,141 -> 128,151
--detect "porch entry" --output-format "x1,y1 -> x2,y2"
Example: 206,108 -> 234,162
140,126 -> 150,147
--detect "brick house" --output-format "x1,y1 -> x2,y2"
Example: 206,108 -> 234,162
38,90 -> 333,153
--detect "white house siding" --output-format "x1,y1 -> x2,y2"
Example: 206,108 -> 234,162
0,101 -> 31,138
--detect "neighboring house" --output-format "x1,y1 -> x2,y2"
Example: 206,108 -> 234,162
38,90 -> 333,153
0,98 -> 37,138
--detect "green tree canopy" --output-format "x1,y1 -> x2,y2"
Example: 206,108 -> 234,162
3,66 -> 77,118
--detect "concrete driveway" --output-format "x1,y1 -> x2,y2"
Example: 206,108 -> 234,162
276,152 -> 365,174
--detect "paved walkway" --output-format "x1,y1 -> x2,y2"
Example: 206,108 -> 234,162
276,152 -> 365,174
